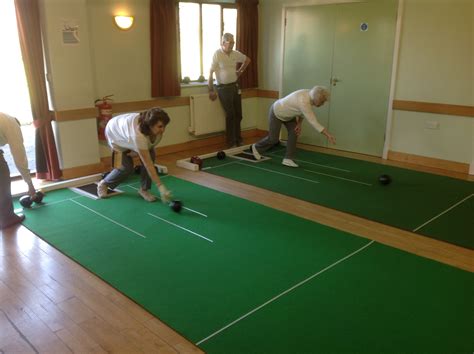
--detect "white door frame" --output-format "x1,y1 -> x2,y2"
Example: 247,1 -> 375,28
279,0 -> 404,159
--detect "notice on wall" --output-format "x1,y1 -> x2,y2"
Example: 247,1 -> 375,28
62,19 -> 80,45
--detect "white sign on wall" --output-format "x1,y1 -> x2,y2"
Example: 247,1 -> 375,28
62,19 -> 80,45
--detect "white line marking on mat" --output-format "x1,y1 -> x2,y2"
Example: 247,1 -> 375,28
202,161 -> 239,170
124,185 -> 208,217
267,152 -> 351,172
17,196 -> 84,212
70,199 -> 146,239
236,162 -> 319,184
147,213 -> 213,243
303,169 -> 372,186
182,207 -> 208,218
196,240 -> 375,345
413,194 -> 473,232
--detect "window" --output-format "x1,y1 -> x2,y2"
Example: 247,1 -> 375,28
0,0 -> 35,177
178,2 -> 237,83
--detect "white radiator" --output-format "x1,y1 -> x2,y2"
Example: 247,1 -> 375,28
189,94 -> 226,136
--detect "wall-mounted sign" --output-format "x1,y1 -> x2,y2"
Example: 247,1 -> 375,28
62,19 -> 80,45
360,22 -> 368,32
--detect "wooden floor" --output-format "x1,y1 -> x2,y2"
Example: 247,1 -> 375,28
1,139 -> 473,353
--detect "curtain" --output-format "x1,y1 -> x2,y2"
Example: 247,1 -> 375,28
14,0 -> 61,180
150,0 -> 181,97
236,0 -> 259,89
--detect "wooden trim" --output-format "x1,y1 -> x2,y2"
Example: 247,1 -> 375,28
53,108 -> 97,122
53,90 -> 279,122
241,88 -> 259,98
387,150 -> 470,174
393,100 -> 474,117
54,97 -> 191,122
257,89 -> 279,99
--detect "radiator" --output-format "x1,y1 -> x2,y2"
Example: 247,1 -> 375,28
189,94 -> 226,136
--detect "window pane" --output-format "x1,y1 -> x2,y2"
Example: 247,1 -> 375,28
179,3 -> 200,80
202,4 -> 221,78
223,8 -> 237,41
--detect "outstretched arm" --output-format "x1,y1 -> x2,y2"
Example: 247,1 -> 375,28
138,148 -> 171,203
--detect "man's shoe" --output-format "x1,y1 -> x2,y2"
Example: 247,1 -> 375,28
282,158 -> 299,168
97,180 -> 109,199
138,188 -> 157,202
251,144 -> 262,160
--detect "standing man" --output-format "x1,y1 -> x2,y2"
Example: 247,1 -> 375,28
0,112 -> 35,229
208,33 -> 251,148
251,86 -> 336,167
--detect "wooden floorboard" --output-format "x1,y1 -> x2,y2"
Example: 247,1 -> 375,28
1,138 -> 472,353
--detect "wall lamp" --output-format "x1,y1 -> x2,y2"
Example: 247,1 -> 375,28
114,15 -> 134,30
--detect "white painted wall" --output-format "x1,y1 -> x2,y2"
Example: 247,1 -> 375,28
40,0 -> 472,171
40,0 -> 259,169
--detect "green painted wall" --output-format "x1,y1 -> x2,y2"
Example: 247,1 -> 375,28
259,0 -> 472,167
391,0 -> 473,164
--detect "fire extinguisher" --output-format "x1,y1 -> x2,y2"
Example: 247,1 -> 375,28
95,95 -> 114,140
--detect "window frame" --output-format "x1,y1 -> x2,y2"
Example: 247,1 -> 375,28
178,1 -> 238,84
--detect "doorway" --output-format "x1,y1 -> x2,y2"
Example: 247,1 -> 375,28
0,0 -> 35,176
281,0 -> 398,156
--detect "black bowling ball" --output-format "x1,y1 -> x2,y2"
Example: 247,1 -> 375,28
378,174 -> 392,185
170,200 -> 183,213
217,151 -> 226,160
19,195 -> 33,208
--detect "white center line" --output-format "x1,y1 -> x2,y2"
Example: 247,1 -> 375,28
413,194 -> 473,232
196,240 -> 375,345
70,199 -> 146,239
303,169 -> 372,186
236,162 -> 319,184
147,213 -> 213,243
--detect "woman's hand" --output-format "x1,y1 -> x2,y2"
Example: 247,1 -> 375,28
158,184 -> 172,203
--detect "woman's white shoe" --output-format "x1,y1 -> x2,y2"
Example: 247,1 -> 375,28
282,158 -> 299,168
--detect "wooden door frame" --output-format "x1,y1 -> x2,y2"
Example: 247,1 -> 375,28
279,0 -> 403,159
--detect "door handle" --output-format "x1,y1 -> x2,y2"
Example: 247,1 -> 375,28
331,77 -> 341,86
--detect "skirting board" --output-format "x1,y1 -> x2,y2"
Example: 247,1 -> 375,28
387,150 -> 470,174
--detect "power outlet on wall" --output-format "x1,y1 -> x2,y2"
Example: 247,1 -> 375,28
425,120 -> 440,129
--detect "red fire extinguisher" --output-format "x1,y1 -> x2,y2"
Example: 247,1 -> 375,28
95,95 -> 114,140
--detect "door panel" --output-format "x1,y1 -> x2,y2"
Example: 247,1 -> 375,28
281,1 -> 398,156
329,0 -> 398,155
282,5 -> 336,147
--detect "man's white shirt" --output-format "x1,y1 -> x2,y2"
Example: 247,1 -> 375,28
210,49 -> 247,85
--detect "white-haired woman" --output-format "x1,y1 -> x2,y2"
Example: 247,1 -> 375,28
251,86 -> 336,167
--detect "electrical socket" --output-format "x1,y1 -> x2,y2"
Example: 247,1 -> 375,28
425,120 -> 440,129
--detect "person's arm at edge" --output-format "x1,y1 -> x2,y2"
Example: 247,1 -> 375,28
9,126 -> 35,195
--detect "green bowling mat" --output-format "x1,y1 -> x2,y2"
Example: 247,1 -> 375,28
203,147 -> 474,249
16,177 -> 473,353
